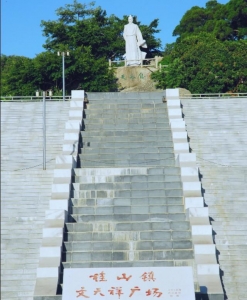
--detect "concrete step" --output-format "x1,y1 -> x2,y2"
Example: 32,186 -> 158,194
213,230 -> 247,236
81,140 -> 173,148
83,123 -> 169,130
218,250 -> 247,256
71,204 -> 185,215
83,118 -> 169,125
82,141 -> 173,151
81,141 -> 172,147
80,146 -> 175,153
81,130 -> 173,138
71,197 -> 184,207
80,148 -> 175,154
86,101 -> 166,106
218,264 -> 247,271
79,154 -> 175,164
73,167 -> 181,176
73,188 -> 183,199
81,138 -> 172,145
209,216 -> 247,222
74,181 -> 182,190
211,224 -> 247,230
209,207 -> 247,213
80,147 -> 175,154
216,245 -> 247,251
70,212 -> 187,223
62,260 -> 179,269
65,220 -> 189,232
63,240 -> 192,252
63,249 -> 194,262
86,101 -> 165,108
65,229 -> 191,242
86,97 -> 164,103
84,113 -> 169,119
85,111 -> 168,117
77,160 -> 176,168
84,112 -> 168,118
83,114 -> 168,121
74,174 -> 182,183
81,131 -> 172,141
84,113 -> 168,119
86,92 -> 164,100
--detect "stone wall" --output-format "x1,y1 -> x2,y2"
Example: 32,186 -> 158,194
115,66 -> 161,92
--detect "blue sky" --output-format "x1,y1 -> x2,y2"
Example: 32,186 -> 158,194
2,0 -> 229,58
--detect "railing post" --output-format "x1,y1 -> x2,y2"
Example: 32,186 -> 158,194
155,56 -> 158,69
43,91 -> 46,170
62,52 -> 65,101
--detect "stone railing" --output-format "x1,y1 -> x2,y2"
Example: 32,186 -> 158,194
109,56 -> 165,69
0,96 -> 72,102
181,92 -> 247,99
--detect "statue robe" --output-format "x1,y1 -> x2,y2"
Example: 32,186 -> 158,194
123,23 -> 147,66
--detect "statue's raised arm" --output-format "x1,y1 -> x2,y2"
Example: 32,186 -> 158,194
123,15 -> 147,66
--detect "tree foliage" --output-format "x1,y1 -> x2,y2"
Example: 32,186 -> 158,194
41,0 -> 161,59
1,0 -> 162,96
1,55 -> 38,96
152,33 -> 247,93
152,0 -> 247,93
3,0 -> 246,96
173,0 -> 247,41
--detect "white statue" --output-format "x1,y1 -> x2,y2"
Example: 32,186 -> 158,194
123,15 -> 148,66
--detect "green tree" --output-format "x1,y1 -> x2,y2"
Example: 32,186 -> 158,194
41,0 -> 162,59
152,0 -> 247,94
61,46 -> 117,92
226,0 -> 247,40
173,0 -> 247,41
1,1 -> 162,95
1,55 -> 38,96
151,33 -> 247,93
32,46 -> 117,93
33,52 -> 61,93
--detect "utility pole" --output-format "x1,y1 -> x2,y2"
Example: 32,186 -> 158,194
57,51 -> 70,101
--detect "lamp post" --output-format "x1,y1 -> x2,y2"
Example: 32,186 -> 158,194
57,51 -> 70,101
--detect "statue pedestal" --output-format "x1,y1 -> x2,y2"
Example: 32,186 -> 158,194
115,66 -> 161,92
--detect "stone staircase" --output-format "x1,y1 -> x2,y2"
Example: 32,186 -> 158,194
62,92 -> 196,285
3,92 -> 235,300
1,101 -> 70,300
181,98 -> 247,300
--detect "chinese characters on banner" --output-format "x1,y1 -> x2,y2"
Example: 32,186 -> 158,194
62,267 -> 195,300
76,271 -> 162,299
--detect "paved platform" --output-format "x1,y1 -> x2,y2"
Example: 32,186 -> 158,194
1,101 -> 70,300
182,98 -> 247,300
